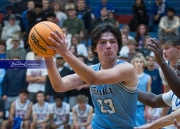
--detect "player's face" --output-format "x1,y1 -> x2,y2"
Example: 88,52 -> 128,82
161,44 -> 179,60
36,93 -> 45,103
78,102 -> 86,109
175,59 -> 180,77
133,59 -> 144,70
94,32 -> 118,61
20,93 -> 28,102
147,57 -> 155,66
55,98 -> 62,107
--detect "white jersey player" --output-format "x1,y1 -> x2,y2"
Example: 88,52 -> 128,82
30,91 -> 50,129
50,94 -> 70,129
71,95 -> 93,129
1,89 -> 33,129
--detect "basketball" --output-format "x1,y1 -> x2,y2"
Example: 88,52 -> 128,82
28,21 -> 64,57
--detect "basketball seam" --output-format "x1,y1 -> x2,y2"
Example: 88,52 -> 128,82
29,38 -> 54,55
34,26 -> 51,47
39,22 -> 57,54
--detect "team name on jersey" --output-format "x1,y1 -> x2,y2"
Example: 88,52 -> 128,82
91,86 -> 113,96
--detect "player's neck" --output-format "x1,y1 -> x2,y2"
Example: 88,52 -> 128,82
100,59 -> 117,69
38,101 -> 44,106
20,99 -> 26,104
170,56 -> 180,68
147,65 -> 154,71
137,69 -> 143,74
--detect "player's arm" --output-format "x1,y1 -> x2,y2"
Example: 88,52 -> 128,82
35,75 -> 47,83
138,91 -> 168,108
72,107 -> 78,126
144,76 -> 152,119
45,57 -> 86,92
24,102 -> 33,120
26,75 -> 40,83
9,101 -> 15,121
46,30 -> 137,87
135,108 -> 180,129
80,106 -> 93,127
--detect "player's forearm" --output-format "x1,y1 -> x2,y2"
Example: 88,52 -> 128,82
160,63 -> 180,98
62,51 -> 97,84
151,110 -> 180,128
138,91 -> 161,108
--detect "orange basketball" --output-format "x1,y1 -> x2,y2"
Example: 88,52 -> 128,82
28,21 -> 64,57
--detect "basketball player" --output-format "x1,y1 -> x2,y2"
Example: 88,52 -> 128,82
30,91 -> 50,129
134,58 -> 180,129
1,89 -> 33,129
50,94 -> 70,129
44,23 -> 138,128
148,36 -> 180,98
71,94 -> 93,129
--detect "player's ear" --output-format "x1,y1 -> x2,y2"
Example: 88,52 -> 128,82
177,45 -> 180,51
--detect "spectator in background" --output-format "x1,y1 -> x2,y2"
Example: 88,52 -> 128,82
79,29 -> 90,47
43,11 -> 56,22
130,0 -> 148,31
6,33 -> 26,60
131,55 -> 151,126
71,94 -> 93,129
26,54 -> 47,103
62,27 -> 72,49
129,8 -> 149,32
52,0 -> 67,27
1,89 -> 33,129
0,41 -> 6,59
2,57 -> 27,110
42,0 -> 52,17
121,25 -> 134,39
158,8 -> 180,40
127,39 -> 139,62
63,3 -> 85,35
21,0 -> 35,31
30,91 -> 51,129
2,5 -> 25,34
71,34 -> 88,57
34,2 -> 44,22
6,31 -> 24,51
92,7 -> 115,30
148,0 -> 168,32
94,0 -> 114,18
24,10 -> 37,51
119,34 -> 129,57
108,10 -> 119,27
85,46 -> 99,66
1,14 -> 21,41
76,0 -> 92,35
50,94 -> 70,129
138,36 -> 154,58
134,24 -> 149,50
132,0 -> 146,16
45,56 -> 71,103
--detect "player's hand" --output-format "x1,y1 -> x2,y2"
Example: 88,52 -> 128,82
47,30 -> 69,57
147,38 -> 166,66
134,123 -> 153,129
174,119 -> 180,129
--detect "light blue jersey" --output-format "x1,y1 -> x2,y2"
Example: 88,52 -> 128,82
136,73 -> 150,126
90,60 -> 138,129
